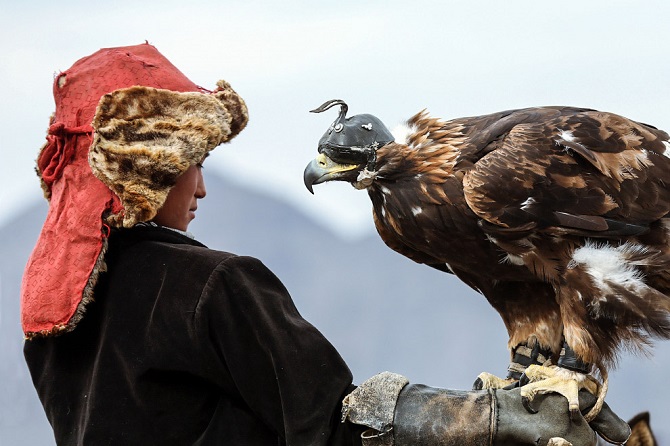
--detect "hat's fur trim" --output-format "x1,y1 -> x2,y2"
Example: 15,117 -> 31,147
89,80 -> 248,228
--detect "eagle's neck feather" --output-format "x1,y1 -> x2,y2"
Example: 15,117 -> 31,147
374,111 -> 466,181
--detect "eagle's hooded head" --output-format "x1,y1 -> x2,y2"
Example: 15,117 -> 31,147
304,99 -> 395,192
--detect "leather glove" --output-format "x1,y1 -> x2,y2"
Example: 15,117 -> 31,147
343,372 -> 631,446
493,387 -> 630,445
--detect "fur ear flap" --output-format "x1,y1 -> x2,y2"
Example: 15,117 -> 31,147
89,82 -> 248,227
214,80 -> 249,140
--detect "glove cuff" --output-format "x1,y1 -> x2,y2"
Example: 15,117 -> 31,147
342,371 -> 409,446
343,372 -> 497,446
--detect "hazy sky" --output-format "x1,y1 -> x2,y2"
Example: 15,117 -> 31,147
3,0 -> 670,238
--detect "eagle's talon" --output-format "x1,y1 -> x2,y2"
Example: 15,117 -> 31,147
519,372 -> 530,387
521,395 -> 538,414
502,380 -> 520,390
472,377 -> 484,391
569,406 -> 581,422
519,364 -> 606,423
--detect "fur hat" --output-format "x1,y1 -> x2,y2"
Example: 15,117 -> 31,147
22,43 -> 248,338
90,80 -> 247,227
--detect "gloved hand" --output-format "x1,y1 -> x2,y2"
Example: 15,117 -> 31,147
493,387 -> 630,445
343,372 -> 631,446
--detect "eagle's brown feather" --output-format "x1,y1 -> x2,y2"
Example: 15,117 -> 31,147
365,106 -> 670,367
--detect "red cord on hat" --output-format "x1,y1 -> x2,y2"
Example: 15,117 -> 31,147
38,122 -> 93,189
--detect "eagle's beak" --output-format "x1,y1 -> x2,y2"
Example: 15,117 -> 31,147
303,153 -> 359,194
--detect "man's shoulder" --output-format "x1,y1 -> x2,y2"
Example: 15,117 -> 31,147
110,225 -> 243,267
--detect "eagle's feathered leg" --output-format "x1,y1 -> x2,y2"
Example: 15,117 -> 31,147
508,341 -> 554,380
471,280 -> 563,391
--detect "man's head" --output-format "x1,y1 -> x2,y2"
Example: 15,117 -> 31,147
23,43 -> 248,337
38,42 -> 248,228
152,159 -> 207,231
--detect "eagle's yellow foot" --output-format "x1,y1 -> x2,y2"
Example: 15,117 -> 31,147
472,371 -> 516,390
519,364 -> 602,421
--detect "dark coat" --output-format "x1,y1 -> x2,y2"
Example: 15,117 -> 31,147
24,225 -> 364,445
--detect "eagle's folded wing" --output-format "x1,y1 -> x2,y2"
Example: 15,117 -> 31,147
462,112 -> 670,238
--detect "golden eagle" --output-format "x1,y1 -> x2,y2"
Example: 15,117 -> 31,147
304,100 -> 670,421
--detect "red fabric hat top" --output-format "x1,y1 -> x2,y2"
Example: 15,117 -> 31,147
38,43 -> 203,195
22,43 -> 209,338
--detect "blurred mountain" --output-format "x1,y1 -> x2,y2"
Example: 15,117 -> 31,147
1,172 -> 668,444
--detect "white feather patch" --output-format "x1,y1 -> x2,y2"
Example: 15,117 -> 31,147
557,129 -> 588,152
572,242 -> 648,294
504,254 -> 526,266
391,122 -> 415,145
411,206 -> 423,216
521,197 -> 536,211
558,130 -> 577,142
